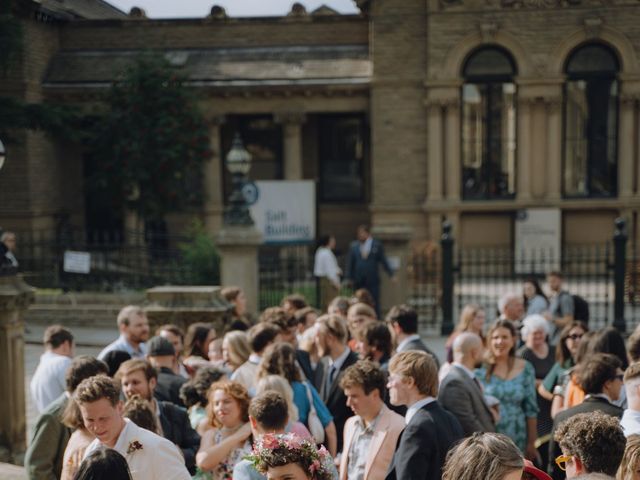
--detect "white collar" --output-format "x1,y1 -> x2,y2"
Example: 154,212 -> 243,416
586,393 -> 614,404
397,334 -> 421,352
249,353 -> 262,364
112,418 -> 133,455
405,397 -> 436,425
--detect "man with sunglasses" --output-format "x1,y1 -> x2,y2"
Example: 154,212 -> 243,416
547,353 -> 624,479
553,411 -> 625,478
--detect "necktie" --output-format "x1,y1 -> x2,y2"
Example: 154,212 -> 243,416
326,365 -> 336,392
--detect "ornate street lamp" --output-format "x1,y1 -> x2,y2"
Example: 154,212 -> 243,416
0,138 -> 5,172
224,133 -> 254,226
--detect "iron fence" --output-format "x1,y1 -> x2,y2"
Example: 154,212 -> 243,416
11,227 -> 218,291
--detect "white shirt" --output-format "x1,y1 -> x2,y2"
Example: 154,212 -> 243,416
396,334 -> 422,353
98,334 -> 147,360
622,409 -> 640,437
30,351 -> 72,413
314,247 -> 341,285
84,419 -> 190,480
405,396 -> 436,425
360,237 -> 373,257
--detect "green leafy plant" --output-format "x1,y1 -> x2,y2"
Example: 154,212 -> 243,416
87,52 -> 211,222
178,220 -> 220,285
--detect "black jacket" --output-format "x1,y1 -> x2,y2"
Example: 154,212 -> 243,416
547,396 -> 623,480
385,401 -> 464,480
316,349 -> 359,453
155,366 -> 187,407
157,400 -> 201,475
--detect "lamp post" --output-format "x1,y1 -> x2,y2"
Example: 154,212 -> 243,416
224,133 -> 254,226
0,138 -> 5,172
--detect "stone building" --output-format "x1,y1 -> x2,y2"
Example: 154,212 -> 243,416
1,0 -> 639,250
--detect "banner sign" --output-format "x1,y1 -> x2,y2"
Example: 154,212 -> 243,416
514,208 -> 561,274
248,180 -> 315,244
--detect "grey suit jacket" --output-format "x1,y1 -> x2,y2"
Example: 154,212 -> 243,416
438,365 -> 495,436
397,337 -> 441,369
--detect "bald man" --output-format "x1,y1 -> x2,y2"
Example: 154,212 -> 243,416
438,333 -> 495,435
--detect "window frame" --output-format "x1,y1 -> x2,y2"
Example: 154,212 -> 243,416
460,45 -> 518,201
561,42 -> 620,199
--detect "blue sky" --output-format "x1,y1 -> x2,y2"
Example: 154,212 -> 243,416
107,0 -> 360,17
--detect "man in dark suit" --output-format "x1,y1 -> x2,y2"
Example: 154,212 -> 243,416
117,358 -> 201,474
438,332 -> 495,435
386,304 -> 439,368
346,225 -> 394,315
314,313 -> 359,453
146,336 -> 187,406
548,353 -> 624,480
385,350 -> 463,480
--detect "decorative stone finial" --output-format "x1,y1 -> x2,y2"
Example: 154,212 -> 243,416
209,5 -> 227,19
288,3 -> 308,16
129,7 -> 147,18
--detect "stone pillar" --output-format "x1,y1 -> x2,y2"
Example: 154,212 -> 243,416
0,273 -> 35,463
517,100 -> 532,201
619,95 -> 636,200
371,225 -> 412,316
546,97 -> 563,201
215,227 -> 263,315
530,100 -> 547,199
203,115 -> 226,235
444,100 -> 461,202
275,112 -> 306,180
426,102 -> 443,202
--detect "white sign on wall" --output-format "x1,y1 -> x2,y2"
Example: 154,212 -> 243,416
63,251 -> 91,274
248,180 -> 315,244
514,208 -> 561,274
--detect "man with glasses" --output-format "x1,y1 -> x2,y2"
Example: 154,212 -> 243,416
553,411 -> 625,478
548,353 -> 624,479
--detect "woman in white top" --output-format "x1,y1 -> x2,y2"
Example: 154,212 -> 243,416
314,235 -> 341,312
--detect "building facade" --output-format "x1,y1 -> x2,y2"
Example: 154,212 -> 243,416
1,0 -> 639,251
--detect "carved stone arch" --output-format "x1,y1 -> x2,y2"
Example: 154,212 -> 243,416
549,26 -> 639,76
439,30 -> 535,80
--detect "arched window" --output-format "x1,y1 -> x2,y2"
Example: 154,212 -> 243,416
563,43 -> 619,197
461,46 -> 517,200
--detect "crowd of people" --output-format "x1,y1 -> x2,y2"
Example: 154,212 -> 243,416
23,263 -> 640,480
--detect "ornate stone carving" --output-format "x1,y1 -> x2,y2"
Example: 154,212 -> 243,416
479,23 -> 498,43
584,17 -> 603,37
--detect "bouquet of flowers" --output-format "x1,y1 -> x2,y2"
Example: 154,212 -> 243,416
245,433 -> 333,480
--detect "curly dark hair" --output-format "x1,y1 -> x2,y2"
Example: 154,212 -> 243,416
555,411 -> 625,476
123,395 -> 157,433
258,342 -> 302,383
340,360 -> 386,397
179,366 -> 225,408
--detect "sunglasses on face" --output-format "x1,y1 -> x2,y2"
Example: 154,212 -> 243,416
567,334 -> 583,341
555,454 -> 573,471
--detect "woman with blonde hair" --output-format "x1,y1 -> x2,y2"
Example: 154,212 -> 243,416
195,380 -> 252,479
617,434 -> 640,480
445,303 -> 486,363
442,432 -> 523,480
222,330 -> 251,373
256,374 -> 312,440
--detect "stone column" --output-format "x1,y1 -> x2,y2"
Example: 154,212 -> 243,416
203,115 -> 226,235
426,102 -> 443,202
444,99 -> 461,202
546,97 -> 563,201
619,95 -> 636,200
517,100 -> 532,201
530,100 -> 547,199
275,112 -> 306,180
215,227 -> 263,315
0,273 -> 34,463
371,225 -> 412,316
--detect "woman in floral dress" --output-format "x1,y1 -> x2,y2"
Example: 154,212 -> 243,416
195,380 -> 252,480
476,319 -> 538,460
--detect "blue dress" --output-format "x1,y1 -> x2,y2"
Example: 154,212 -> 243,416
291,380 -> 333,427
475,361 -> 539,452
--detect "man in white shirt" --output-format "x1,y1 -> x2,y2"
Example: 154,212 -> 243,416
77,375 -> 190,480
385,351 -> 463,480
621,361 -> 640,436
30,325 -> 74,413
99,305 -> 150,360
314,235 -> 342,311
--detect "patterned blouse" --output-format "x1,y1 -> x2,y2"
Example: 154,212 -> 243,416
475,360 -> 539,452
194,429 -> 252,480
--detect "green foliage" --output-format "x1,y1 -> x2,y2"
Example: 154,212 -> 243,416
0,97 -> 81,141
88,53 -> 211,221
178,220 -> 220,285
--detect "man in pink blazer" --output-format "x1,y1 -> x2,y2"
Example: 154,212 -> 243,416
339,360 -> 405,480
